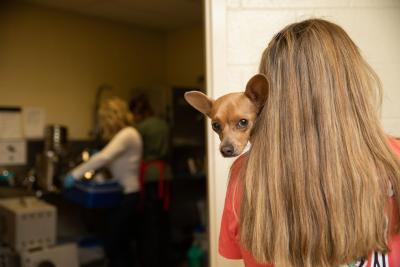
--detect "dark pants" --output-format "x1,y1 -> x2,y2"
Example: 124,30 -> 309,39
139,182 -> 171,267
104,192 -> 140,267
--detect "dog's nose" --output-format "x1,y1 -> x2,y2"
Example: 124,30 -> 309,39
221,144 -> 235,157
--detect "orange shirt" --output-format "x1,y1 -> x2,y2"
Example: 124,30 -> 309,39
219,138 -> 400,267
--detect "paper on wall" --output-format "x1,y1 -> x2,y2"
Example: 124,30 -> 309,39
22,107 -> 46,138
0,109 -> 23,139
0,139 -> 27,165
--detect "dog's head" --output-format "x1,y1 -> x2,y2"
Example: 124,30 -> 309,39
184,74 -> 268,157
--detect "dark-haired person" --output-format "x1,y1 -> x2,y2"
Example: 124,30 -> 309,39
130,94 -> 171,267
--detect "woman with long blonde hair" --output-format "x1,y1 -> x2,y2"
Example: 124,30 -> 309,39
219,19 -> 400,267
64,97 -> 143,267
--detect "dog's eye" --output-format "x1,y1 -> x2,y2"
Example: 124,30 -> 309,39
212,122 -> 221,132
237,119 -> 248,128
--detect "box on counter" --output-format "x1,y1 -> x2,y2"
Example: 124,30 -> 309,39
63,180 -> 123,209
20,243 -> 79,267
0,197 -> 56,252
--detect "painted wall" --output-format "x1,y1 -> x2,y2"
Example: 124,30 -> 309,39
166,25 -> 205,89
134,24 -> 205,119
206,0 -> 400,266
0,2 -> 165,139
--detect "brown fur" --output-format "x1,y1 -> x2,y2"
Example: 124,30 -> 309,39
184,74 -> 268,157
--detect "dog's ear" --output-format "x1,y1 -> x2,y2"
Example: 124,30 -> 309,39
184,91 -> 214,117
245,74 -> 269,110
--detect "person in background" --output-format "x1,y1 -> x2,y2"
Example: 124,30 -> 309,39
130,94 -> 169,163
129,94 -> 171,267
64,97 -> 142,267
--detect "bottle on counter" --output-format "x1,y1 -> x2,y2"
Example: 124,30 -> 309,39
0,168 -> 16,186
187,225 -> 207,267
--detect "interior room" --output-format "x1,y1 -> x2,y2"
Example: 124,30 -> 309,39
1,0 -> 400,267
0,1 -> 206,266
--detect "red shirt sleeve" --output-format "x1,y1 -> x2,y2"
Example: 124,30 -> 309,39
389,138 -> 400,156
219,139 -> 400,265
388,197 -> 400,267
219,155 -> 245,259
388,138 -> 400,267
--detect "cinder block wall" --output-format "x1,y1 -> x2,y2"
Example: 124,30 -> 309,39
206,1 -> 400,266
225,0 -> 400,135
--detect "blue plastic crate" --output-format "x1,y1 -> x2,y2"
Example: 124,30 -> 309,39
63,180 -> 123,208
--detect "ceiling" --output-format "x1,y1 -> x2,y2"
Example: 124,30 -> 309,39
21,0 -> 203,31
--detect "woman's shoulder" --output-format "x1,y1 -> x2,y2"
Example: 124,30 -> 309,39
118,126 -> 140,136
231,153 -> 248,175
114,127 -> 142,144
389,137 -> 400,156
227,153 -> 248,195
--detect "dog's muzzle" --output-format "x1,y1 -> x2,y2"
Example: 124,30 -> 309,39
220,144 -> 235,157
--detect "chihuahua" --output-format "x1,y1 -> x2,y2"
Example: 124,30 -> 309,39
184,74 -> 268,157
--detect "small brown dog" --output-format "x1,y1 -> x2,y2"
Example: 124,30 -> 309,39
184,74 -> 268,157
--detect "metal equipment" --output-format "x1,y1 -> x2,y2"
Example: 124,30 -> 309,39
0,197 -> 79,267
20,243 -> 78,267
0,197 -> 56,252
36,125 -> 69,191
0,245 -> 18,267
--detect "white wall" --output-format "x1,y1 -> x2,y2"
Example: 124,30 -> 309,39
205,0 -> 400,266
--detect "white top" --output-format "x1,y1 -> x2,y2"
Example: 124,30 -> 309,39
71,127 -> 143,194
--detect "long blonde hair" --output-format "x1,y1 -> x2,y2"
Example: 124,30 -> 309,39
239,19 -> 400,267
98,97 -> 133,140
